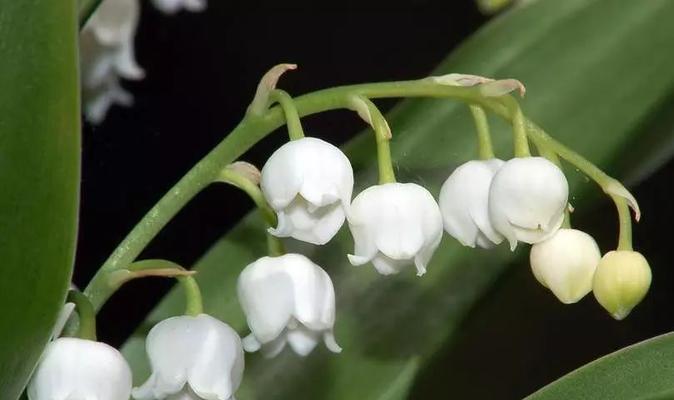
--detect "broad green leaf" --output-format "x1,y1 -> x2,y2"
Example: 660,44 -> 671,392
0,1 -> 81,399
123,0 -> 674,398
526,332 -> 674,400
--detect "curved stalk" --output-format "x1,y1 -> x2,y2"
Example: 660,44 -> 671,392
504,101 -> 638,249
127,259 -> 203,315
67,290 -> 97,340
178,275 -> 204,316
217,167 -> 277,227
612,196 -> 634,251
269,89 -> 305,140
349,96 -> 396,184
216,166 -> 286,256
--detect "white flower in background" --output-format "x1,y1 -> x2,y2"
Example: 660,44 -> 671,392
81,0 -> 144,124
132,314 -> 244,400
530,228 -> 601,304
28,338 -> 132,400
261,137 -> 354,245
152,0 -> 207,14
439,159 -> 504,248
488,157 -> 569,250
347,183 -> 443,276
80,0 -> 206,123
237,254 -> 341,357
593,250 -> 652,320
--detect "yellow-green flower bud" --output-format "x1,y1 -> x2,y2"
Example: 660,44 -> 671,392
530,229 -> 601,304
592,250 -> 652,320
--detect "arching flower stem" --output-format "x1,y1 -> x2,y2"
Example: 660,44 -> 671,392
82,77 -> 626,312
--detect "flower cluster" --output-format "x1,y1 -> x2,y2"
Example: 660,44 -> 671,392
81,0 -> 206,123
29,64 -> 653,400
440,156 -> 650,315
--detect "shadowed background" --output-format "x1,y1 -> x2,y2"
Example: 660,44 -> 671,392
76,1 -> 674,398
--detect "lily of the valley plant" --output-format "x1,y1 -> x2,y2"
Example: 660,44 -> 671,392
29,2 -> 653,399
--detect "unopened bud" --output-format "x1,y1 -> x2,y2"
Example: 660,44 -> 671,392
530,229 -> 601,304
592,250 -> 651,320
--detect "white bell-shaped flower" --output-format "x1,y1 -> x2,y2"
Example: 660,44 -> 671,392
530,228 -> 601,304
488,157 -> 569,250
439,159 -> 505,248
237,253 -> 341,357
132,314 -> 243,400
81,0 -> 144,123
28,337 -> 132,400
80,0 -> 206,123
261,137 -> 354,245
347,183 -> 443,276
152,0 -> 207,14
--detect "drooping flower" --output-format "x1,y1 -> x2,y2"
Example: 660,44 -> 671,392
152,0 -> 207,14
80,0 -> 207,123
80,0 -> 144,124
28,338 -> 132,400
530,228 -> 601,304
261,137 -> 354,245
488,157 -> 569,250
132,314 -> 244,400
237,253 -> 341,357
438,159 -> 505,248
347,182 -> 443,276
593,250 -> 652,320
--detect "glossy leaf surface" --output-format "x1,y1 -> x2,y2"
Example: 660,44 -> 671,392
0,1 -> 81,399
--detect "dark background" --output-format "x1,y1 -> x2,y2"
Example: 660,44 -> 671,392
76,2 -> 674,399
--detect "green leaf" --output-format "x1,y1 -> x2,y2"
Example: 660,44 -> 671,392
0,1 -> 81,399
526,332 -> 674,400
123,0 -> 674,398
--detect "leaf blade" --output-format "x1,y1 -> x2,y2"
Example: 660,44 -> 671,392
526,333 -> 674,400
0,1 -> 81,398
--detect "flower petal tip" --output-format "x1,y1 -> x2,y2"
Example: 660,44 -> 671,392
324,332 -> 343,354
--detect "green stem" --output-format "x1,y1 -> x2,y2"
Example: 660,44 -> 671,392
269,90 -> 305,140
351,96 -> 396,184
500,96 -> 530,157
468,105 -> 495,159
517,108 -> 635,249
217,168 -> 277,227
216,167 -> 286,256
178,275 -> 203,316
67,290 -> 96,341
127,260 -> 203,315
612,196 -> 633,251
81,80 -> 591,311
78,0 -> 102,28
